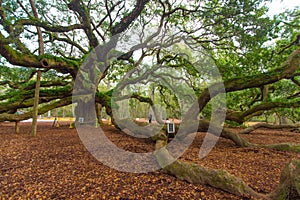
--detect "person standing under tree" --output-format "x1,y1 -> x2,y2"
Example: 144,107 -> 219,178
149,114 -> 152,123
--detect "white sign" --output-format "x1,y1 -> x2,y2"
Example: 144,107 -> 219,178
78,117 -> 84,123
167,122 -> 175,134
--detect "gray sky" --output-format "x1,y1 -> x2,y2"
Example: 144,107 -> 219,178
267,0 -> 300,15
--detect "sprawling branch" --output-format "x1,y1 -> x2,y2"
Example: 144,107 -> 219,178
239,122 -> 300,134
110,0 -> 150,35
0,86 -> 72,114
114,93 -> 153,105
226,99 -> 300,124
154,128 -> 300,199
0,97 -> 72,122
185,48 -> 300,120
14,19 -> 84,33
0,35 -> 79,77
68,0 -> 99,47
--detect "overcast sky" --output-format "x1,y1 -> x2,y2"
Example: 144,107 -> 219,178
267,0 -> 300,16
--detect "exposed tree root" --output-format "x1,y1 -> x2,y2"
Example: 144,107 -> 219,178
268,160 -> 300,200
196,120 -> 300,152
118,118 -> 300,198
154,131 -> 263,198
154,130 -> 300,199
261,143 -> 300,153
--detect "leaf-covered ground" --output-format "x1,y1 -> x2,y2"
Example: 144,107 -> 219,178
1,122 -> 300,199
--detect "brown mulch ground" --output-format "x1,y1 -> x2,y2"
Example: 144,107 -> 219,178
1,122 -> 300,199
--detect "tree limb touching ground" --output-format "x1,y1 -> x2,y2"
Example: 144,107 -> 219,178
154,130 -> 300,199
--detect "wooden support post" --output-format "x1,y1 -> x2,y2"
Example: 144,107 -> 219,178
31,70 -> 42,137
15,121 -> 20,134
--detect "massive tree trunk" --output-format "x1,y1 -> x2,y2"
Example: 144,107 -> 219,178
74,98 -> 97,125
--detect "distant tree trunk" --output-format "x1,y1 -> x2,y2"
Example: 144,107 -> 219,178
96,103 -> 103,125
149,86 -> 164,124
262,85 -> 269,101
274,113 -> 280,125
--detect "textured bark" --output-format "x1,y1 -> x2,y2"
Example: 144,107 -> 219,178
154,131 -> 265,198
268,160 -> 300,200
0,88 -> 72,114
176,120 -> 253,147
74,98 -> 97,125
162,160 -> 264,198
153,129 -> 300,199
68,0 -> 99,47
110,0 -> 150,35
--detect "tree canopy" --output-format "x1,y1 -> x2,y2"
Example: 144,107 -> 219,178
0,0 -> 299,123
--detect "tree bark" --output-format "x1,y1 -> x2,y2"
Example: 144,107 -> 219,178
31,70 -> 41,137
268,160 -> 300,199
74,98 -> 97,125
0,97 -> 72,122
153,129 -> 300,199
154,130 -> 265,199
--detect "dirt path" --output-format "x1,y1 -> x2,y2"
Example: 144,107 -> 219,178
1,122 -> 299,199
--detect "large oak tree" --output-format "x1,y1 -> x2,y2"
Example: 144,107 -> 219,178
0,0 -> 299,198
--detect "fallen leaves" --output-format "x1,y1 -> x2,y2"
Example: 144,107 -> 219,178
0,122 -> 299,199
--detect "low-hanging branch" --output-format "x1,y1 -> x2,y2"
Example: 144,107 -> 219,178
0,35 -> 79,77
0,86 -> 72,114
114,93 -> 154,105
184,48 -> 300,121
226,98 -> 300,124
239,122 -> 300,134
168,119 -> 300,153
0,97 -> 72,122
